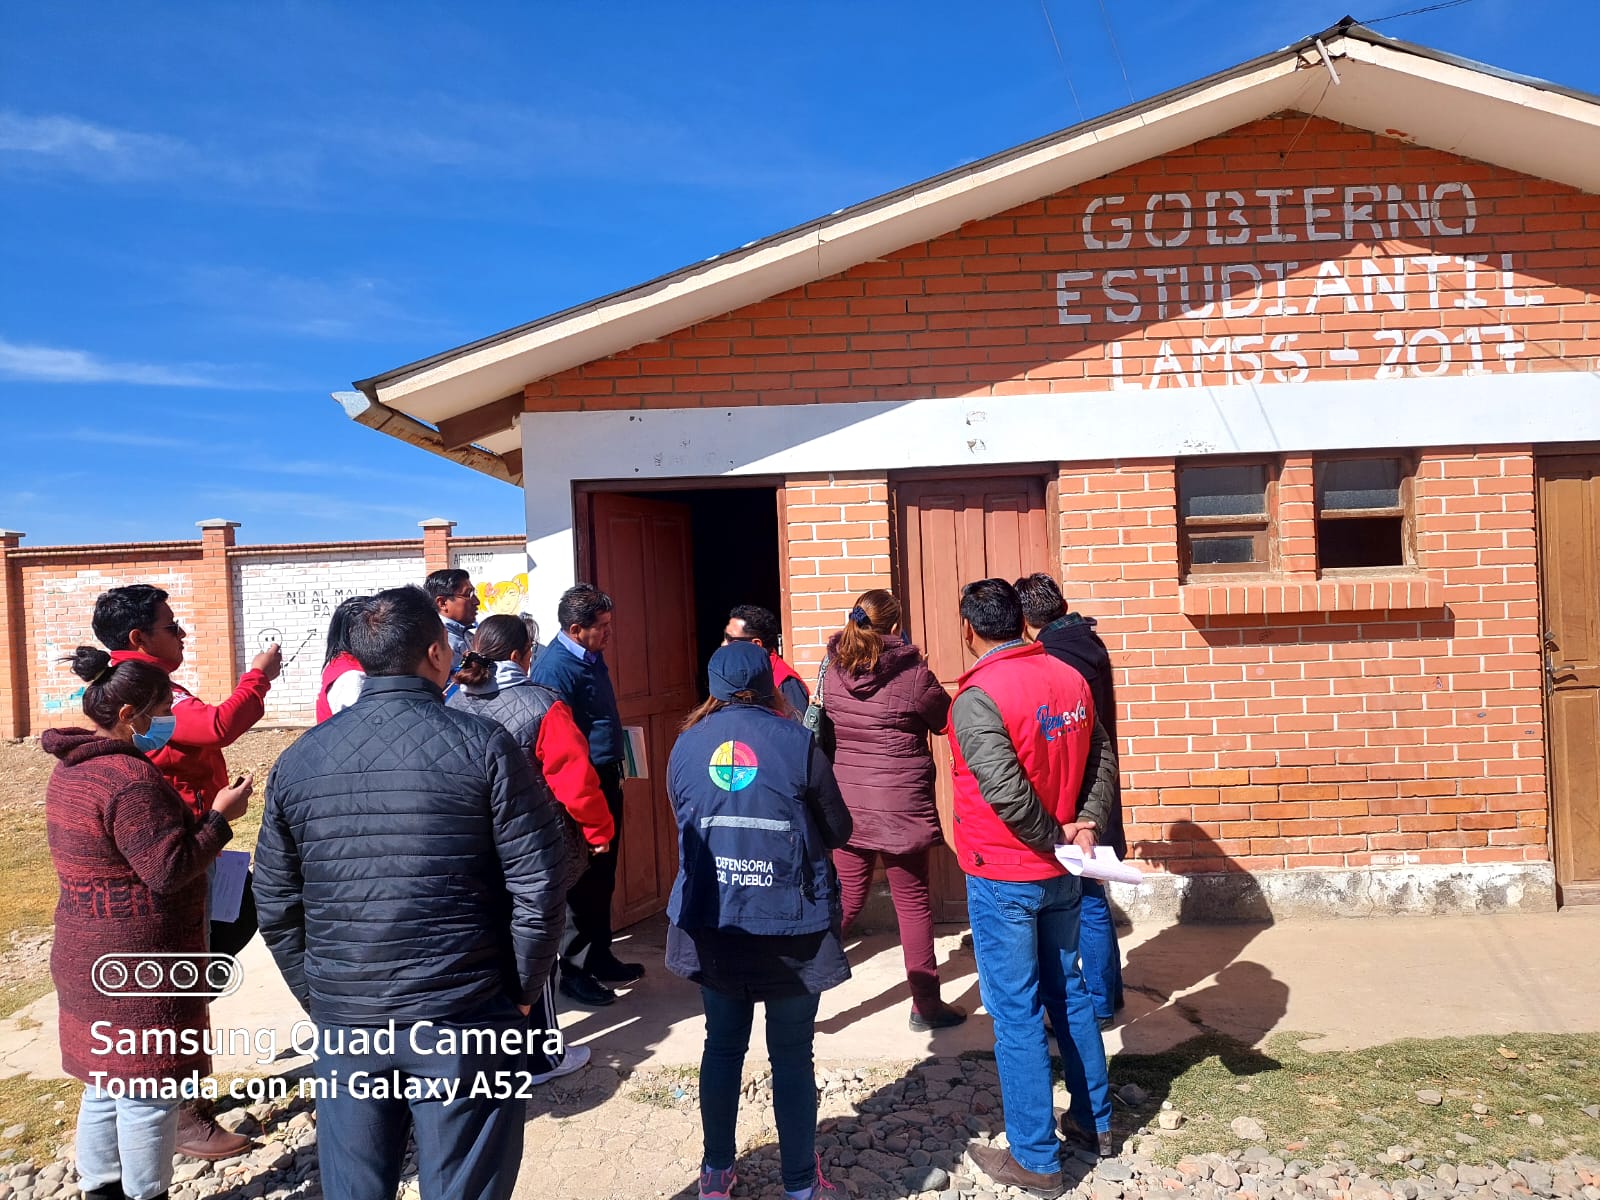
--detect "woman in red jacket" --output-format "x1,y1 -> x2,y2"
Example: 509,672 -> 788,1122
45,647 -> 251,1200
823,590 -> 964,1031
315,595 -> 371,722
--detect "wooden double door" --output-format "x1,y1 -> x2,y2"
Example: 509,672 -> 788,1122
1538,453 -> 1600,905
894,473 -> 1053,920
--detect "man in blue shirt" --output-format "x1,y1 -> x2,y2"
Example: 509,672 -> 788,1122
529,582 -> 640,1006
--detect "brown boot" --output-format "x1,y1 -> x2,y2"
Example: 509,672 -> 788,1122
966,1142 -> 1065,1198
175,1099 -> 253,1161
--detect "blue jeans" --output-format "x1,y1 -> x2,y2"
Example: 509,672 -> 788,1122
75,1085 -> 180,1200
312,1003 -> 526,1200
700,987 -> 821,1194
1079,880 -> 1124,1020
967,873 -> 1112,1176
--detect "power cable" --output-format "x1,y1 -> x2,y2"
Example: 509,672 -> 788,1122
1039,0 -> 1085,122
1360,0 -> 1474,25
1094,0 -> 1137,105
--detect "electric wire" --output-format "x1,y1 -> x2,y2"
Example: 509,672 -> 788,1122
1039,0 -> 1085,122
1094,0 -> 1137,105
1361,0 -> 1475,25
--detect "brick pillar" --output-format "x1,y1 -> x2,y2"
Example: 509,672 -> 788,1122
193,520 -> 240,703
0,530 -> 24,739
420,518 -> 456,574
781,477 -> 891,674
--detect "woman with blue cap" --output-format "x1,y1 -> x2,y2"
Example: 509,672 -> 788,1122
667,641 -> 853,1200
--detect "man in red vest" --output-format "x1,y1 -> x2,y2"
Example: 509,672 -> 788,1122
948,578 -> 1116,1198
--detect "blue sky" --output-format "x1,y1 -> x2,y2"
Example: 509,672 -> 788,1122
2,1 -> 1593,546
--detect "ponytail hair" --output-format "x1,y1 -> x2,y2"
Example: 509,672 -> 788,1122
63,646 -> 172,730
453,613 -> 531,688
833,588 -> 901,675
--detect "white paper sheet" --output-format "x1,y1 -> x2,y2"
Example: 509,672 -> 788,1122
1054,843 -> 1146,886
210,849 -> 252,924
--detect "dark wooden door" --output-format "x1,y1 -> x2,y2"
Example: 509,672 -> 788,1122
589,493 -> 699,926
1537,454 -> 1600,905
895,474 -> 1052,919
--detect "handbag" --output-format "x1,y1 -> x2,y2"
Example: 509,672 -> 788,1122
801,657 -> 836,758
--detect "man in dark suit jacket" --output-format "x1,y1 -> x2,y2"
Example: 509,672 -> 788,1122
529,582 -> 643,1007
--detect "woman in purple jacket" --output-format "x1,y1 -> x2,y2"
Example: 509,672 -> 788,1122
824,589 -> 965,1030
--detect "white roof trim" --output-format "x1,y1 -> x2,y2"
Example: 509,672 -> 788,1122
353,25 -> 1600,454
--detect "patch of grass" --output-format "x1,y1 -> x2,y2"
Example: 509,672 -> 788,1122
0,977 -> 52,1024
0,1075 -> 80,1165
1107,1031 -> 1600,1172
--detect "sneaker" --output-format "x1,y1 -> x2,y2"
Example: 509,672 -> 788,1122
529,1043 -> 591,1085
966,1142 -> 1065,1199
699,1163 -> 737,1199
908,1001 -> 967,1031
175,1099 -> 253,1161
785,1153 -> 838,1198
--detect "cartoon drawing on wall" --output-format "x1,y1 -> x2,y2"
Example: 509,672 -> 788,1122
477,572 -> 531,616
258,628 -> 284,652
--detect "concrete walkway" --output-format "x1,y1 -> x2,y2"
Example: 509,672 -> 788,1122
3,907 -> 1598,1082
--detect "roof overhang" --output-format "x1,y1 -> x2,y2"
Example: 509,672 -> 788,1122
342,20 -> 1600,480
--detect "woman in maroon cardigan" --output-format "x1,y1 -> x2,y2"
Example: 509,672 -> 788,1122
824,590 -> 964,1031
44,647 -> 250,1200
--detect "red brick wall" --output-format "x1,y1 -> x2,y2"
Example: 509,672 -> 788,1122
782,476 -> 893,667
1059,449 -> 1545,875
525,115 -> 1600,411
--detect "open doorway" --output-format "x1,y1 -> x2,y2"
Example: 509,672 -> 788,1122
580,482 -> 783,927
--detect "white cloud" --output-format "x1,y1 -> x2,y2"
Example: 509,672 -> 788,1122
199,487 -> 429,522
182,267 -> 455,341
0,336 -> 294,391
0,111 -> 189,181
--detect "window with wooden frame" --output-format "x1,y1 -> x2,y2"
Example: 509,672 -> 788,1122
1315,455 -> 1414,570
1178,459 -> 1277,578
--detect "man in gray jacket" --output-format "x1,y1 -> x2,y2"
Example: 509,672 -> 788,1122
254,586 -> 565,1200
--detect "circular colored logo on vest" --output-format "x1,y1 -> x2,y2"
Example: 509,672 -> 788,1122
708,740 -> 759,792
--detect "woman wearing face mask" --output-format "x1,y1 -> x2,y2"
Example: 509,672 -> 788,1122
43,647 -> 252,1200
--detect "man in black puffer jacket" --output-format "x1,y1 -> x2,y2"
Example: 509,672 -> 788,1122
254,587 -> 565,1200
1015,573 -> 1127,1031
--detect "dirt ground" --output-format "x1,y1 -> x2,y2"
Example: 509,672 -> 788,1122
0,727 -> 303,1018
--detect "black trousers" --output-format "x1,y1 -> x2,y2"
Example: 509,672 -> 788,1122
561,762 -> 624,976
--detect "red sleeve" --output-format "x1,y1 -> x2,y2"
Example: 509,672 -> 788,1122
534,702 -> 615,846
170,671 -> 271,748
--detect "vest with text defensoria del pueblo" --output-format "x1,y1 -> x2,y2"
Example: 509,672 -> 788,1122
667,703 -> 835,936
948,639 -> 1094,881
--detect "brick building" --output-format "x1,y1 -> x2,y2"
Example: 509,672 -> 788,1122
341,22 -> 1600,921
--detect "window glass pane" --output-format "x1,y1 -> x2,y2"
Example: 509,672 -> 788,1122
1181,465 -> 1267,518
1319,515 -> 1405,569
1322,459 -> 1401,510
1191,535 -> 1260,565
